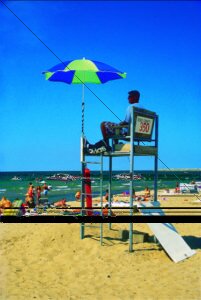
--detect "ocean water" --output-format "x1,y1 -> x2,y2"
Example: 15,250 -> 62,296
0,170 -> 200,203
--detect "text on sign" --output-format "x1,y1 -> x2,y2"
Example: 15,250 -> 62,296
135,116 -> 153,135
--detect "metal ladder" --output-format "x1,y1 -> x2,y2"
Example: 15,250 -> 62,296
80,136 -> 104,245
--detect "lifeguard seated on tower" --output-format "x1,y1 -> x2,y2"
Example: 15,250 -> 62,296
84,90 -> 142,154
84,90 -> 157,155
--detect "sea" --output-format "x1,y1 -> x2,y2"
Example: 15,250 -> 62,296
0,169 -> 201,204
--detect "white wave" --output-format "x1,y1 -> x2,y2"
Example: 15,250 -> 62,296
52,188 -> 71,192
55,186 -> 69,189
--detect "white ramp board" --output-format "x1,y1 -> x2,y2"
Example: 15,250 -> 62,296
138,202 -> 196,263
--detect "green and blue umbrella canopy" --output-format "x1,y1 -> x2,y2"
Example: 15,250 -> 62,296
43,58 -> 126,84
43,58 -> 126,136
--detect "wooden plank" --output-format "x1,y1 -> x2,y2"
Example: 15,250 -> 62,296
138,202 -> 196,263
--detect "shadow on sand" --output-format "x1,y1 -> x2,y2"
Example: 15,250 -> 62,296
183,236 -> 201,250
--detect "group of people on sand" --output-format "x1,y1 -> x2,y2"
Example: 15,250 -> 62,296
0,182 -> 51,214
133,187 -> 151,201
25,182 -> 50,208
109,187 -> 151,202
111,187 -> 151,202
75,186 -> 151,203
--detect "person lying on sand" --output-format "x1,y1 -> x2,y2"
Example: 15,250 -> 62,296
0,196 -> 12,213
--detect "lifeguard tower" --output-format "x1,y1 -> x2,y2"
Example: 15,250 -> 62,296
79,105 -> 196,262
80,106 -> 159,252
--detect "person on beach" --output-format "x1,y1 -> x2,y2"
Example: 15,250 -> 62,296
25,195 -> 34,208
85,90 -> 141,153
131,188 -> 144,201
144,187 -> 151,201
104,189 -> 109,202
175,182 -> 180,193
75,190 -> 81,201
0,197 -> 12,214
0,196 -> 12,208
103,204 -> 116,216
36,186 -> 42,205
42,182 -> 49,196
25,183 -> 35,207
27,182 -> 34,197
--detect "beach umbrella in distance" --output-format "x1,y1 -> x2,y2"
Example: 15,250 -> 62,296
42,57 -> 126,136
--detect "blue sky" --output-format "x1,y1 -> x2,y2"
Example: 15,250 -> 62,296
0,1 -> 201,171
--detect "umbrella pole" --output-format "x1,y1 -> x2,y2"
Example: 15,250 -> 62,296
80,83 -> 85,239
82,83 -> 85,137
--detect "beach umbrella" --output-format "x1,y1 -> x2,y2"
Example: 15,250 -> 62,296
43,58 -> 126,232
43,57 -> 126,136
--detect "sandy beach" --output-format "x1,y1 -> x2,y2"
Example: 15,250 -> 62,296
0,193 -> 201,300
